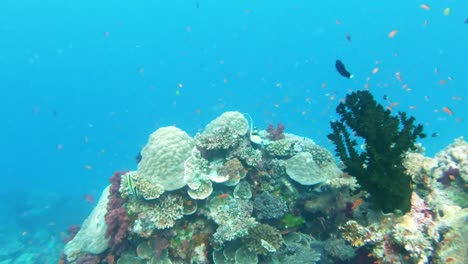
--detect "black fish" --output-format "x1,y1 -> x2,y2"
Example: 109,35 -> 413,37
335,60 -> 354,79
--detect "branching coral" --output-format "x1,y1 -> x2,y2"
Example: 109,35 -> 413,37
328,90 -> 425,213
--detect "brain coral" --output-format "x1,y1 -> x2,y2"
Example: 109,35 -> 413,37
138,126 -> 194,193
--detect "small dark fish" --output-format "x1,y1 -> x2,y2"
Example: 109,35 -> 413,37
432,132 -> 439,138
136,152 -> 142,164
335,60 -> 354,79
383,95 -> 388,100
465,18 -> 468,24
345,33 -> 351,42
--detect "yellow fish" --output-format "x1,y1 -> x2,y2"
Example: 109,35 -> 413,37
443,8 -> 451,16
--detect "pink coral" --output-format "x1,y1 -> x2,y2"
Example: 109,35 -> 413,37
105,172 -> 129,255
410,192 -> 434,230
266,123 -> 285,141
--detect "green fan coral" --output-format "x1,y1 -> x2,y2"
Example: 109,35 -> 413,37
328,90 -> 425,213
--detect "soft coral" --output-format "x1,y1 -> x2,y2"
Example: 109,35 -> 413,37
437,166 -> 460,187
105,172 -> 129,255
266,123 -> 285,141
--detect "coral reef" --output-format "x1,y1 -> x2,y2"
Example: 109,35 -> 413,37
62,112 -> 467,264
328,90 -> 425,213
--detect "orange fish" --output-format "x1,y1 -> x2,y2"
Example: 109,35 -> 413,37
218,193 -> 229,199
395,72 -> 402,81
83,194 -> 95,203
351,198 -> 363,210
442,107 -> 453,116
388,30 -> 398,38
439,79 -> 447,85
420,4 -> 430,10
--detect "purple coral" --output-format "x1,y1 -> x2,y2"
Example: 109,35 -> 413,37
437,166 -> 460,187
266,123 -> 285,141
105,172 -> 129,255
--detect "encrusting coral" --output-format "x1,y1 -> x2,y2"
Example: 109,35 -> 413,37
328,90 -> 425,213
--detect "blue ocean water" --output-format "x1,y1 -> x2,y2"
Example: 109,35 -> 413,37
0,0 -> 466,262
